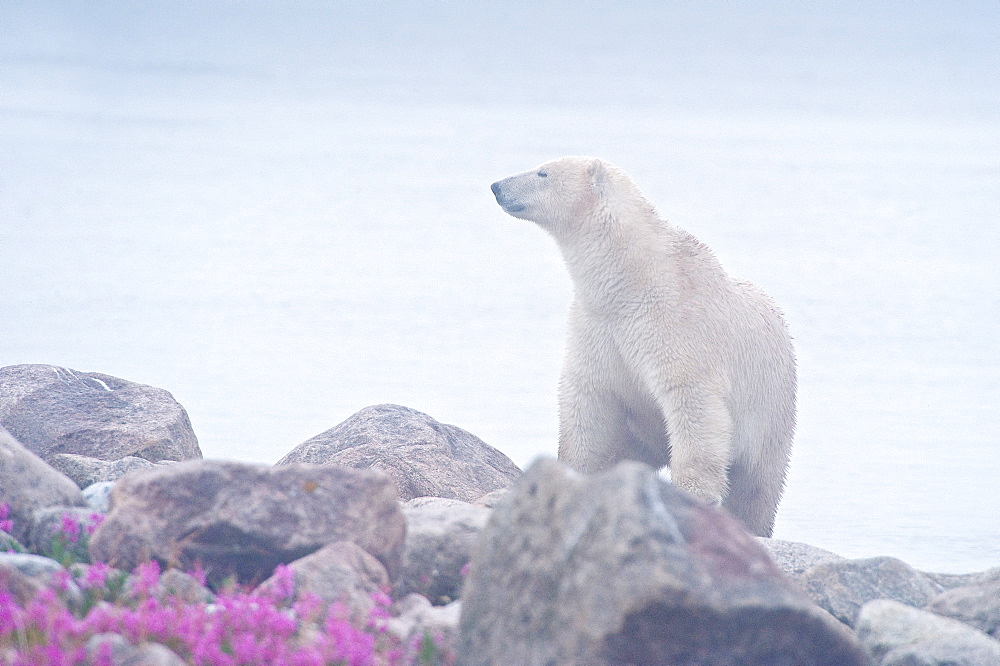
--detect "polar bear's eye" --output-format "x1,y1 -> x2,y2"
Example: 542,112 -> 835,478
537,171 -> 548,178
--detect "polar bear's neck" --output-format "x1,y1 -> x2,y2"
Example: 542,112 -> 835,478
555,206 -> 727,314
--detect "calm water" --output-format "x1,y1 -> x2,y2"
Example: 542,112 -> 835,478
2,2 -> 998,573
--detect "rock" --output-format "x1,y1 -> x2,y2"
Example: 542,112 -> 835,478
922,566 -> 1000,591
89,460 -> 405,586
0,427 -> 87,543
256,541 -> 390,618
856,599 -> 1000,666
0,556 -> 48,606
83,481 -> 115,513
799,556 -> 943,626
0,364 -> 201,464
457,458 -> 864,666
27,506 -> 105,563
925,579 -> 1000,638
0,552 -> 82,607
398,497 -> 491,604
0,529 -> 25,554
150,568 -> 214,604
48,453 -> 170,488
757,537 -> 846,577
86,633 -> 187,666
276,404 -> 520,502
389,594 -> 461,661
474,489 -> 509,508
0,552 -> 65,580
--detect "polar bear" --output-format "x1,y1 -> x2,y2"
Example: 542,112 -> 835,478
490,157 -> 796,537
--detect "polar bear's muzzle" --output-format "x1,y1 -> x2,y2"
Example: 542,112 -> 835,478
491,180 -> 526,214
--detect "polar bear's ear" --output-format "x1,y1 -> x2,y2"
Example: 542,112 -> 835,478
589,158 -> 609,196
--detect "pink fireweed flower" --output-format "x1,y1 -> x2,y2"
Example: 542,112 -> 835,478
0,590 -> 20,635
82,561 -> 110,589
51,568 -> 74,592
132,560 -> 162,597
368,589 -> 393,627
324,606 -> 377,666
92,641 -> 115,666
58,512 -> 81,544
0,502 -> 12,533
268,563 -> 296,603
0,557 -> 411,665
293,591 -> 323,623
85,513 -> 105,536
187,561 -> 207,587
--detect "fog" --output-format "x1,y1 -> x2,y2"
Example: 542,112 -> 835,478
2,1 -> 997,572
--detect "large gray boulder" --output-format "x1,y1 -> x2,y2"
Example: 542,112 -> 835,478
798,556 -> 943,627
276,404 -> 520,502
0,364 -> 201,464
0,427 -> 87,543
89,460 -> 406,586
458,458 -> 864,666
856,599 -> 1000,665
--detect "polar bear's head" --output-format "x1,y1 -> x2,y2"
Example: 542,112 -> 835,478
490,156 -> 648,236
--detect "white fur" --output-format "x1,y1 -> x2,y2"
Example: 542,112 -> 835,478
491,157 -> 796,536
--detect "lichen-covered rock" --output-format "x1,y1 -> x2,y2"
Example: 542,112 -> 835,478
925,579 -> 1000,638
856,599 -> 1000,666
473,489 -> 509,508
27,506 -> 105,563
82,481 -> 115,513
0,556 -> 49,606
757,537 -> 846,577
48,453 -> 170,488
798,556 -> 943,626
0,427 -> 87,543
0,529 -> 24,554
922,566 -> 1000,591
145,568 -> 214,605
257,541 -> 390,619
0,552 -> 81,607
276,404 -> 520,502
89,460 -> 405,586
389,594 -> 460,662
398,497 -> 491,604
0,552 -> 65,580
458,458 -> 864,666
0,364 -> 201,464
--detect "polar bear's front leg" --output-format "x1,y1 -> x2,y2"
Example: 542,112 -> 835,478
556,307 -> 635,473
659,384 -> 733,506
557,367 -> 634,474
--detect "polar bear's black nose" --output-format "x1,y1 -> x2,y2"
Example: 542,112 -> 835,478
491,181 -> 502,196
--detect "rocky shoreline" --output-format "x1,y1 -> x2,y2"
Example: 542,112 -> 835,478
1,363 -> 998,665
